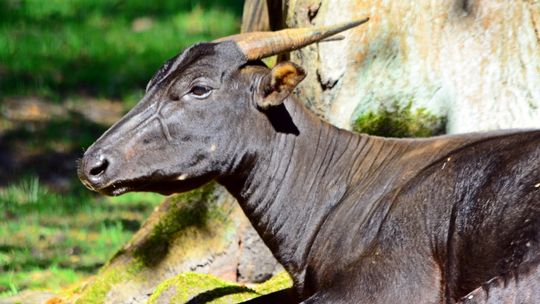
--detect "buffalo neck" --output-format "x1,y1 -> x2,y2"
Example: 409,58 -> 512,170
219,96 -> 412,283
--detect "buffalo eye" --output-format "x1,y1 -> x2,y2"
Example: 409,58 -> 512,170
189,85 -> 212,99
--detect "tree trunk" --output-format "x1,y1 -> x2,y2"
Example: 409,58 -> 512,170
255,0 -> 540,134
247,0 -> 540,133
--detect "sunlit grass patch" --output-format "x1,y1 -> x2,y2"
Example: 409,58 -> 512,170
0,176 -> 163,296
0,0 -> 242,99
0,266 -> 82,297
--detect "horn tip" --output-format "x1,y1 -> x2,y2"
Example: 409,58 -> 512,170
327,17 -> 370,35
350,17 -> 370,27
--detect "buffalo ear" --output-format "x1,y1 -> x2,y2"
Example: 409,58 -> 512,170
257,62 -> 306,110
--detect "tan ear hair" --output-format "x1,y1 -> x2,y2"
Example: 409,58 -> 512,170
258,62 -> 306,110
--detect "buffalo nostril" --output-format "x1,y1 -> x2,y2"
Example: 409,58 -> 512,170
89,158 -> 109,176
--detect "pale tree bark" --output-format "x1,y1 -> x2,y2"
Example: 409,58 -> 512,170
257,0 -> 540,134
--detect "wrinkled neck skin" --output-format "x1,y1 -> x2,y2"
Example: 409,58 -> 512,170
219,96 -> 418,289
218,94 -> 504,296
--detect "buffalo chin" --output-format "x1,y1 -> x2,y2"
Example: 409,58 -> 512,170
97,175 -> 213,196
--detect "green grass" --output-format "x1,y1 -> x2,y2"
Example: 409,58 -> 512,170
0,0 -> 242,99
0,176 -> 164,296
0,0 -> 242,298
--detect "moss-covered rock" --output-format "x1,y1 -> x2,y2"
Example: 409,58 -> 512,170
59,184 -> 282,304
250,271 -> 292,295
146,272 -> 293,304
353,100 -> 446,138
133,183 -> 220,266
71,260 -> 144,304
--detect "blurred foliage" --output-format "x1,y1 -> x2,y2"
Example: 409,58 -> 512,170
0,0 -> 242,297
1,110 -> 105,152
0,0 -> 243,99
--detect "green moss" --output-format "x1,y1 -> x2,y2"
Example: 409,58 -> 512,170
146,272 -> 293,304
73,259 -> 144,304
252,271 -> 293,294
63,183 -> 232,303
353,100 -> 446,138
0,0 -> 242,98
134,183 -> 224,266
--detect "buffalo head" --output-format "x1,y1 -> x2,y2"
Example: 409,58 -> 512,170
78,19 -> 368,196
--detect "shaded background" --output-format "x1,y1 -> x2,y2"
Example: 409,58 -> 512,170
0,0 -> 242,296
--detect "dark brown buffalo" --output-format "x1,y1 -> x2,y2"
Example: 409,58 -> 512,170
78,21 -> 540,303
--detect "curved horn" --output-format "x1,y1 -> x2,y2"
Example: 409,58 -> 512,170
215,17 -> 369,61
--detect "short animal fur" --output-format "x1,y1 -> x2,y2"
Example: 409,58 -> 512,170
79,22 -> 540,303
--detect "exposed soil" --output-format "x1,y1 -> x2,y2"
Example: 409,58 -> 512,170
0,290 -> 58,304
0,96 -> 125,190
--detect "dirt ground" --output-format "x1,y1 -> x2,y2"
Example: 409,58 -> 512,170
0,97 -> 125,190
